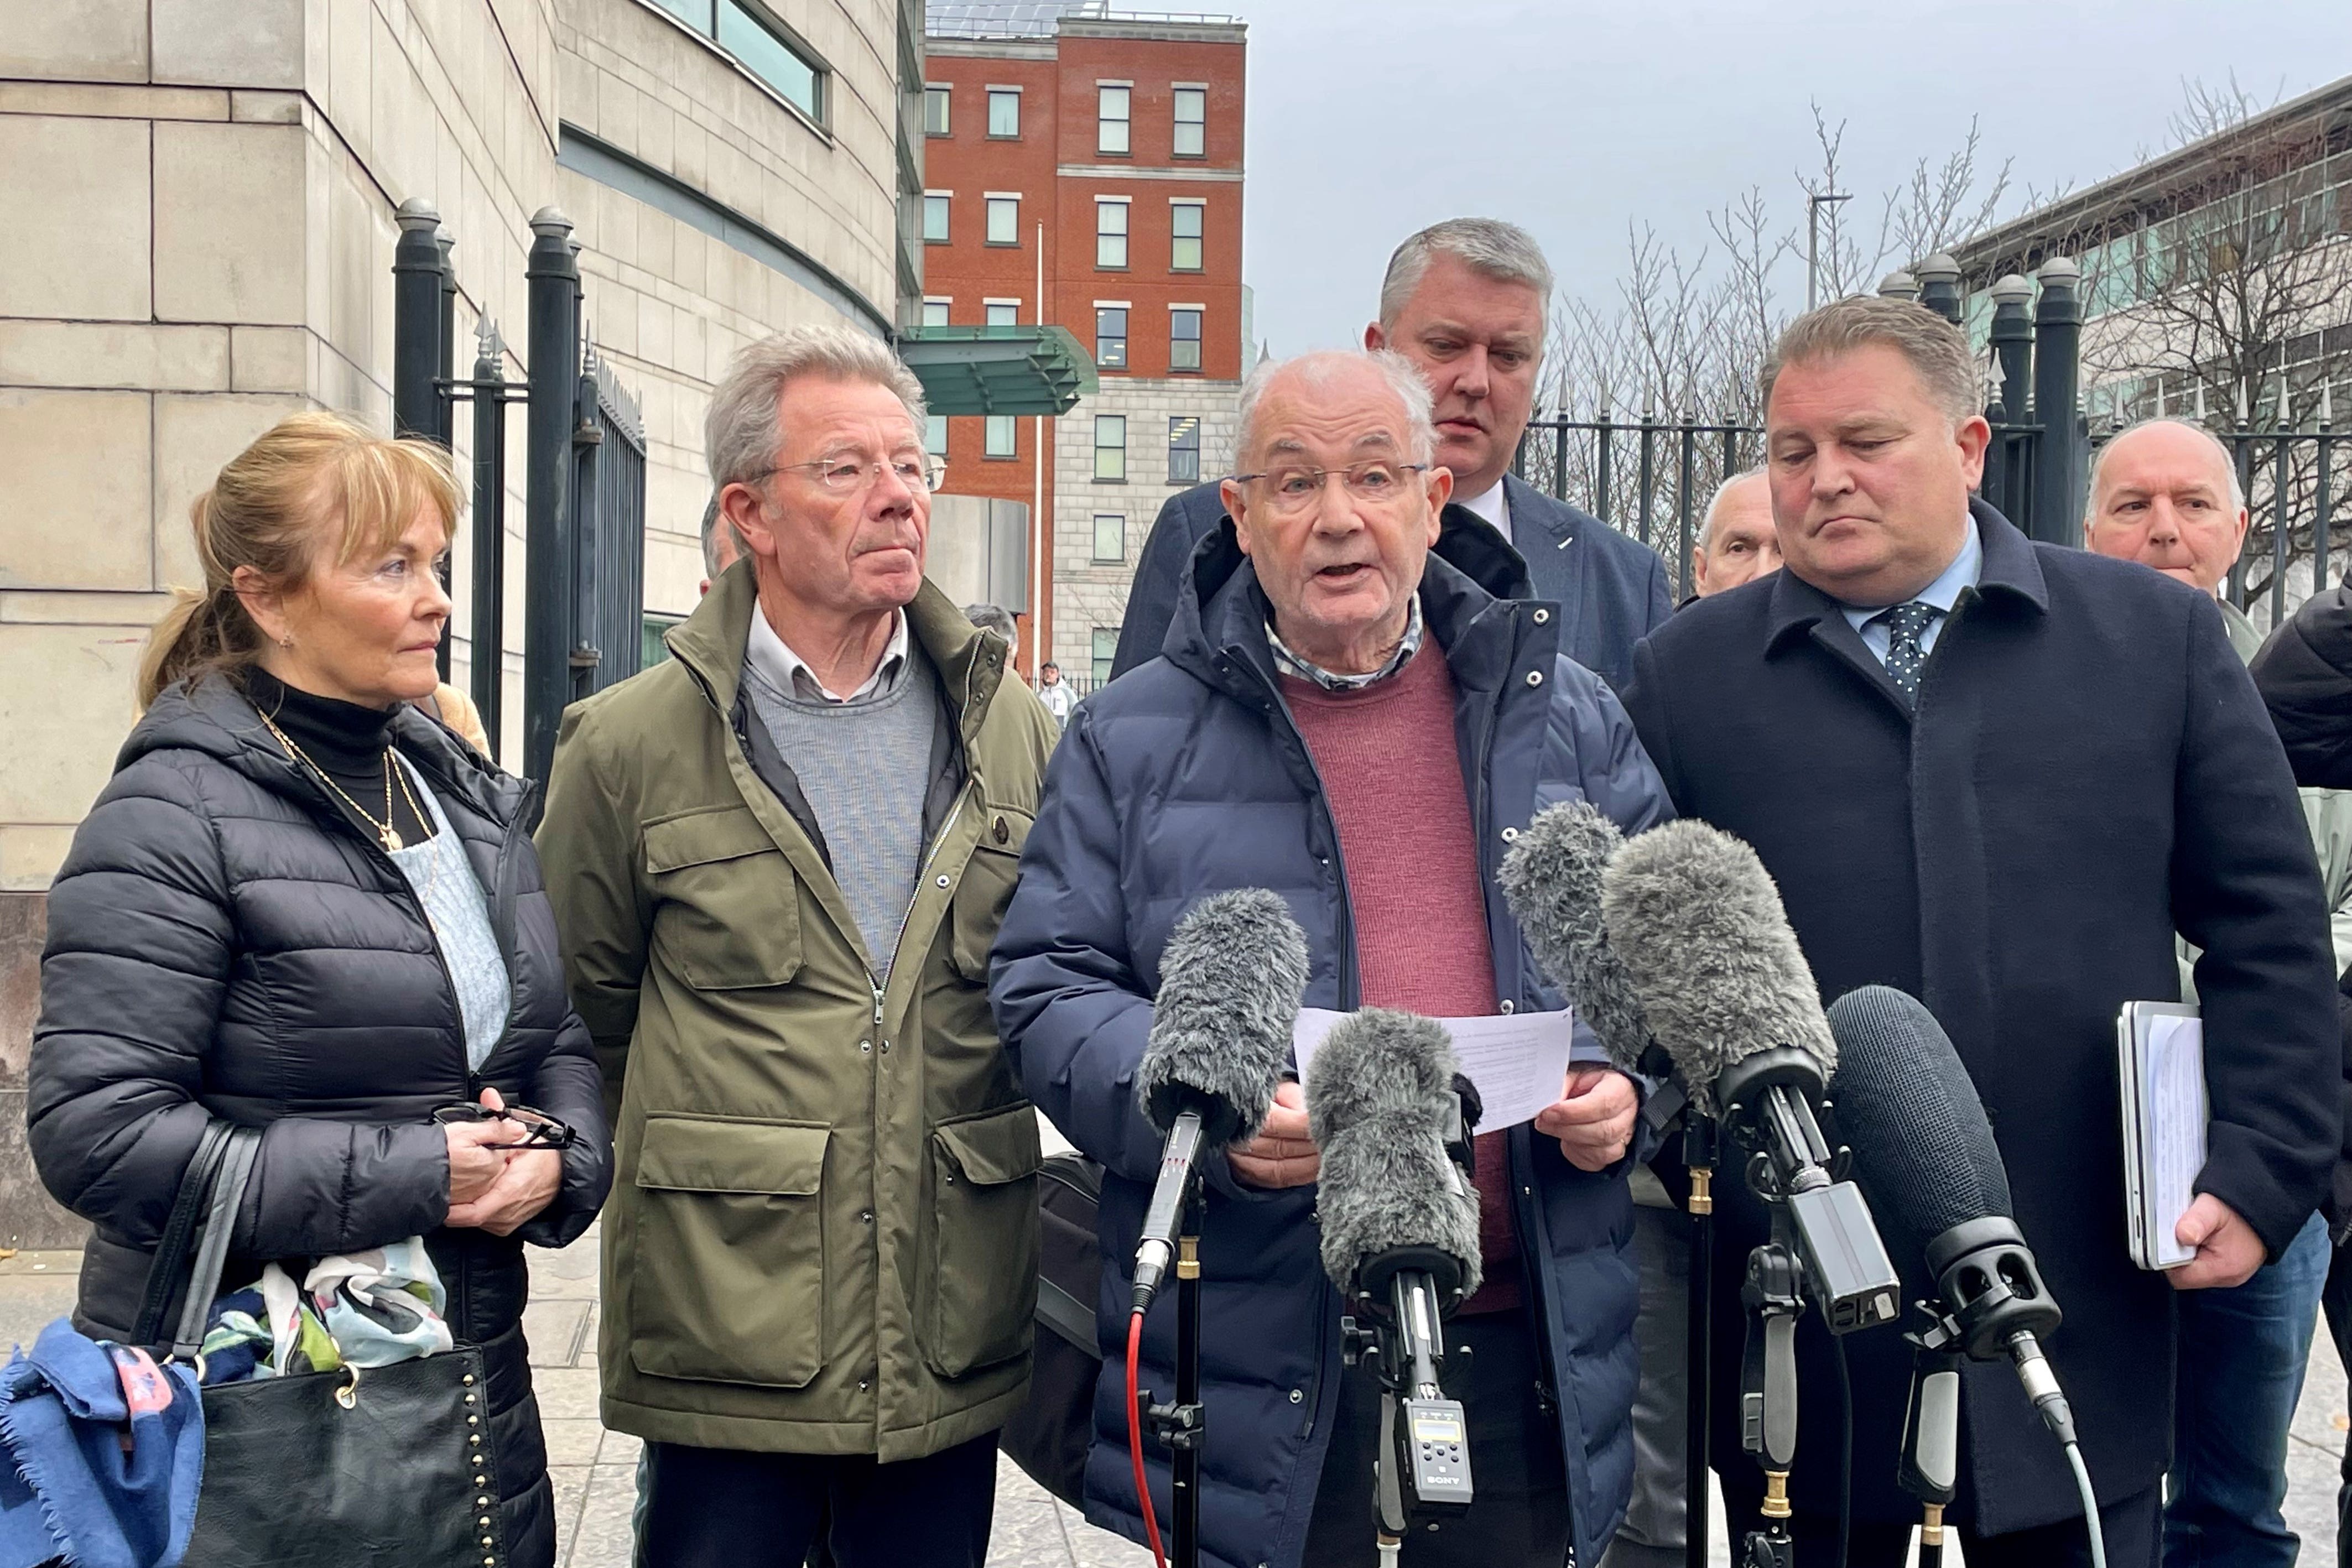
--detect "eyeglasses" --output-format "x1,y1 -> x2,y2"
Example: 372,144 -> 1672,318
432,1101 -> 580,1151
750,455 -> 948,494
1231,460 -> 1432,517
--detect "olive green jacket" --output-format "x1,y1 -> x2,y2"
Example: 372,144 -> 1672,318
537,564 -> 1055,1460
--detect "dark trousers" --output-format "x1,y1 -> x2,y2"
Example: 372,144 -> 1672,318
1302,1303 -> 1570,1567
638,1432 -> 998,1568
1719,1472 -> 2162,1568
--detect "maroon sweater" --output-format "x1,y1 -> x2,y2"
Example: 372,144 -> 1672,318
1283,640 -> 1521,1314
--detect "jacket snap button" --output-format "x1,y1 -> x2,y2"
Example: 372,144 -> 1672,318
1288,1388 -> 1303,1404
1526,670 -> 1544,687
860,1040 -> 872,1054
1500,999 -> 1515,1015
1500,827 -> 1518,843
1533,608 -> 1550,624
995,817 -> 1010,844
861,1209 -> 874,1223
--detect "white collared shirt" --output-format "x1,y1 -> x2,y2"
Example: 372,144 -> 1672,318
1838,513 -> 1984,664
745,606 -> 910,705
1457,478 -> 1512,546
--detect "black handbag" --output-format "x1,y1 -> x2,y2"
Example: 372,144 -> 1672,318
133,1120 -> 512,1568
999,1152 -> 1105,1509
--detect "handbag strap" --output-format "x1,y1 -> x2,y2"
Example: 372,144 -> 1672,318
130,1120 -> 236,1348
170,1128 -> 262,1361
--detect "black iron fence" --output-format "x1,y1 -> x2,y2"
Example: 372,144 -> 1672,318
391,199 -> 648,785
1512,413 -> 1761,602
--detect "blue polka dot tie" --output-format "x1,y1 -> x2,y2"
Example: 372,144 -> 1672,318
1873,601 -> 1943,709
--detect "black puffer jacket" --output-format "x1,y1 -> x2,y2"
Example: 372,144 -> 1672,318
28,673 -> 612,1568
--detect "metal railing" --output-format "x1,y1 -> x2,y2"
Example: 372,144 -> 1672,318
1512,413 -> 1762,601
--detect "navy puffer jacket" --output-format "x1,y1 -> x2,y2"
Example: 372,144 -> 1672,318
29,674 -> 613,1568
990,525 -> 1674,1568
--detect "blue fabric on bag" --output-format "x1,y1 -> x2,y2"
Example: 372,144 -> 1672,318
0,1318 -> 204,1568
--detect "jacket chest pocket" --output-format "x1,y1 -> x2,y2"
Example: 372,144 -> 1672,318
948,805 -> 1033,982
645,808 -> 802,989
629,1115 -> 828,1389
920,1102 -> 1042,1377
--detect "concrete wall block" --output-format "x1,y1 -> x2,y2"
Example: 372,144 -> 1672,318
0,82 -> 227,119
152,119 -> 309,326
152,392 -> 313,592
229,326 -> 313,393
0,322 -> 230,394
0,0 -> 149,84
0,390 -> 154,593
0,591 -> 176,627
152,0 -> 309,89
0,116 -> 152,322
0,621 -> 149,827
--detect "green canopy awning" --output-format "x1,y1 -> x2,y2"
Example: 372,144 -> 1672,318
898,324 -> 1097,416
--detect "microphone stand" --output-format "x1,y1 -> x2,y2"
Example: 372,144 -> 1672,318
1137,1184 -> 1208,1568
1684,1108 -> 1716,1568
1897,1339 -> 1961,1568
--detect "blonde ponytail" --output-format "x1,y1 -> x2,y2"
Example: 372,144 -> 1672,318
136,411 -> 462,711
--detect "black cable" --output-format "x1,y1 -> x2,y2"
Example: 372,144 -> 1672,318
1831,1331 -> 1853,1568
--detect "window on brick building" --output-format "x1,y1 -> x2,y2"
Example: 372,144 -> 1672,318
1096,308 -> 1128,368
1171,202 -> 1204,272
987,88 -> 1019,138
921,299 -> 950,327
1095,200 -> 1128,269
986,301 -> 1020,327
1097,85 -> 1131,154
1092,628 -> 1117,686
923,194 -> 949,243
1094,415 -> 1127,481
986,196 -> 1019,247
985,415 -> 1017,459
925,414 -> 948,457
1169,308 -> 1201,372
1093,514 -> 1126,562
1173,88 -> 1205,157
923,85 -> 950,136
1168,418 -> 1200,485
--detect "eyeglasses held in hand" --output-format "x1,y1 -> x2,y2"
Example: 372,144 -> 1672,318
1230,460 -> 1432,516
432,1102 -> 580,1151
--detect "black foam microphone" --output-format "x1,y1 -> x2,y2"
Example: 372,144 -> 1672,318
1827,986 -> 2078,1448
1603,820 -> 1901,1335
1131,888 -> 1309,1316
1495,800 -> 1656,1075
1305,1008 -> 1482,1520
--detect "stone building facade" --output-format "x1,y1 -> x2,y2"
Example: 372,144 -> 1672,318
0,0 -> 923,1243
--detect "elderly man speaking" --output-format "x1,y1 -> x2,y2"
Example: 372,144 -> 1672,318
992,349 -> 1673,1568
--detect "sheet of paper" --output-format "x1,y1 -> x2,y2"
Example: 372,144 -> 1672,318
1294,1007 -> 1576,1129
2141,1012 -> 2207,1270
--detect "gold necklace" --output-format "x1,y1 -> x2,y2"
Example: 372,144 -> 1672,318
257,711 -> 407,852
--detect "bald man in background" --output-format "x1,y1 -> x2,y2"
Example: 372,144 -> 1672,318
1688,468 -> 1781,600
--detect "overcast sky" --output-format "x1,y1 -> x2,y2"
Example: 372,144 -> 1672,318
1237,0 -> 2347,355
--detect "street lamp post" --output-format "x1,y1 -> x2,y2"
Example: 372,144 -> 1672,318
1807,191 -> 1853,311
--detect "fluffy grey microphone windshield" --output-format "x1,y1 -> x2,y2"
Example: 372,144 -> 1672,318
1305,1009 -> 1482,1299
1496,800 -> 1653,1072
1600,820 -> 1834,1116
1138,888 -> 1310,1144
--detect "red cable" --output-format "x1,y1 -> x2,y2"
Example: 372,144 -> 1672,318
1126,1309 -> 1168,1568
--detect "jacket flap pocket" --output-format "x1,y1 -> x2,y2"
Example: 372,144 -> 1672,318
644,808 -> 778,874
980,804 -> 1034,857
935,1105 -> 1042,1187
637,1116 -> 828,1194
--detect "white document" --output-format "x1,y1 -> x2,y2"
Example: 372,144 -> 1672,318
1294,1007 -> 1576,1129
2117,1003 -> 2208,1271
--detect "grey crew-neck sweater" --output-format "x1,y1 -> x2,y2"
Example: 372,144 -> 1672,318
741,639 -> 941,979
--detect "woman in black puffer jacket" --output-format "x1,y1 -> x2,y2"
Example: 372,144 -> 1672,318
28,411 -> 612,1568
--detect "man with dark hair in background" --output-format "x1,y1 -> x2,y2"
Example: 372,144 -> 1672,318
1623,296 -> 2338,1566
1111,217 -> 1671,692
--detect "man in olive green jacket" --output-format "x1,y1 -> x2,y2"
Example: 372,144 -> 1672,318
537,325 -> 1055,1567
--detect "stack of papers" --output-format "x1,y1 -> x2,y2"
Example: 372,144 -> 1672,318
2117,1001 -> 2208,1271
1294,1008 -> 1576,1129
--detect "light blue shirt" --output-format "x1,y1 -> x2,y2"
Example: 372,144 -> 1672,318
1840,515 -> 1984,665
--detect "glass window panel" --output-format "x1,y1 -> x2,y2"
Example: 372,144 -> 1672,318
649,0 -> 717,30
923,85 -> 950,136
1093,514 -> 1126,562
1096,307 -> 1127,368
923,194 -> 949,243
1092,628 -> 1117,686
1170,308 -> 1201,371
987,89 -> 1019,138
987,197 -> 1018,246
719,2 -> 822,121
925,414 -> 948,456
921,299 -> 950,327
986,302 -> 1019,327
1173,88 -> 1205,157
1168,416 -> 1200,485
1095,415 -> 1126,481
1098,85 -> 1130,154
1097,201 -> 1128,269
985,415 -> 1017,458
1172,203 -> 1203,270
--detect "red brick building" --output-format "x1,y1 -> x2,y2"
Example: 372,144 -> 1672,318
922,2 -> 1247,680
